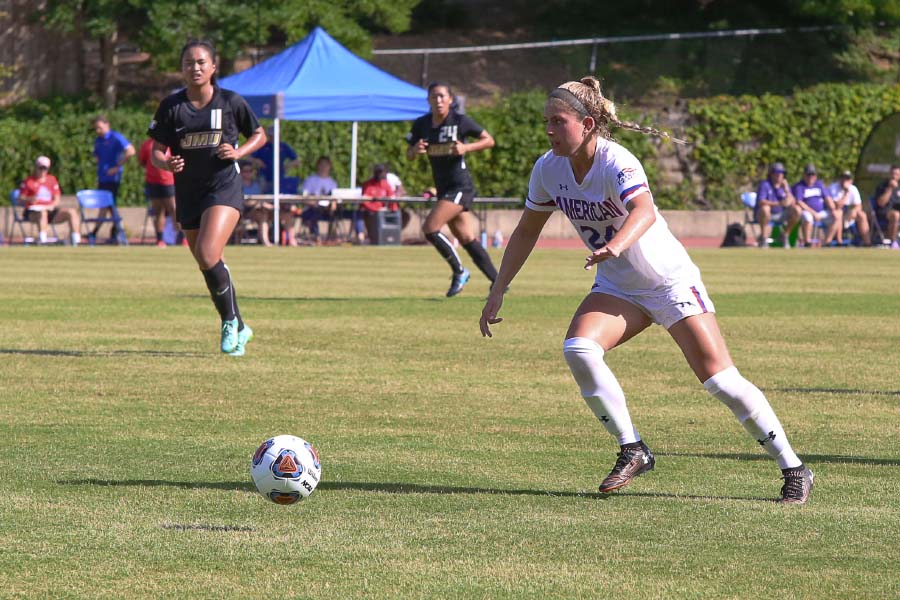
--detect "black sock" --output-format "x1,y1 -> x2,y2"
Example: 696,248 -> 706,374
462,240 -> 498,282
425,231 -> 463,274
621,441 -> 643,450
225,263 -> 245,331
156,231 -> 163,243
201,260 -> 236,322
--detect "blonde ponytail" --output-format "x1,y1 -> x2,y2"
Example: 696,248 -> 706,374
550,76 -> 688,145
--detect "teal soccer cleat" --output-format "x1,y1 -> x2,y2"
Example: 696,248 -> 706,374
220,318 -> 239,353
227,325 -> 254,357
446,268 -> 471,297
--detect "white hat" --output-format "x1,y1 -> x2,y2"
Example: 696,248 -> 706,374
35,156 -> 51,168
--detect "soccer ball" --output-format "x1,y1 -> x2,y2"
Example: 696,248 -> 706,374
250,435 -> 322,505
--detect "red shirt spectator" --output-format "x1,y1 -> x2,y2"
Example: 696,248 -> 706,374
361,177 -> 398,212
19,174 -> 60,209
138,138 -> 175,185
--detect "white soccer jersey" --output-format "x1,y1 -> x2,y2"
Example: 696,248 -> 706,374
526,139 -> 700,292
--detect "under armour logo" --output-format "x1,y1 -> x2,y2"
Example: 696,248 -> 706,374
559,184 -> 568,190
757,431 -> 776,446
599,415 -> 610,423
642,455 -> 650,464
675,301 -> 695,308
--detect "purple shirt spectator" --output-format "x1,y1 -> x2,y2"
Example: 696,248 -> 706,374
756,179 -> 788,217
792,180 -> 828,213
301,174 -> 337,196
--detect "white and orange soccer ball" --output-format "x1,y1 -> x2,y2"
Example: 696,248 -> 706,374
250,435 -> 322,505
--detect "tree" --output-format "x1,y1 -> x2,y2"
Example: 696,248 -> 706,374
38,1 -> 145,109
35,0 -> 421,107
788,0 -> 900,25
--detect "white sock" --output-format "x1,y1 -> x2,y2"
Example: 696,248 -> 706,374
71,232 -> 81,245
563,337 -> 639,445
38,230 -> 47,243
703,366 -> 801,469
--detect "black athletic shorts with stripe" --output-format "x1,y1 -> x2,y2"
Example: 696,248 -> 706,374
437,187 -> 475,211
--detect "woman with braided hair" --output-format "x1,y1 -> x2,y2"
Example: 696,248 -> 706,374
479,76 -> 813,504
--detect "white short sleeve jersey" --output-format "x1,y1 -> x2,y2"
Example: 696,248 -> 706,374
526,139 -> 700,292
844,183 -> 862,206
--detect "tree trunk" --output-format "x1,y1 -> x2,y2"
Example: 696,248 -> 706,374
98,27 -> 118,109
75,7 -> 85,96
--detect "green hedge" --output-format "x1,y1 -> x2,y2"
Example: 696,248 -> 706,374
688,83 -> 900,208
0,91 -> 659,207
11,84 -> 895,211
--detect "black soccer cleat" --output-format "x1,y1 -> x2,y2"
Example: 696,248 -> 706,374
598,441 -> 655,493
778,466 -> 814,504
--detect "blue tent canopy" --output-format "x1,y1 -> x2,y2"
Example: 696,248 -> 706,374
219,27 -> 428,121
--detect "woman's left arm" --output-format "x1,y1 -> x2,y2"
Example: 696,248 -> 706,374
455,130 -> 495,156
217,126 -> 267,161
584,191 -> 656,270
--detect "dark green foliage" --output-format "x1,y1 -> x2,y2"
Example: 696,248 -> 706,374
9,84 -> 897,211
0,90 -> 658,206
688,83 -> 900,208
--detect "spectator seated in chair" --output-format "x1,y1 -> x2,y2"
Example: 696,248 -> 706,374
755,162 -> 801,247
240,160 -> 274,246
18,156 -> 81,245
359,163 -> 398,244
300,156 -> 338,244
872,165 -> 900,249
792,163 -> 840,246
830,170 -> 870,247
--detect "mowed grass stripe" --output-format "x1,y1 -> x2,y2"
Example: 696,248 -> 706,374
0,246 -> 898,599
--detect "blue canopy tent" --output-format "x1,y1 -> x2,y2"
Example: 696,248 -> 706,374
219,27 -> 428,243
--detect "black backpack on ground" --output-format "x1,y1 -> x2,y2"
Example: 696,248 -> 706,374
721,222 -> 747,247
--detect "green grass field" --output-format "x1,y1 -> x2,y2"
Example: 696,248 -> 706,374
1,246 -> 898,599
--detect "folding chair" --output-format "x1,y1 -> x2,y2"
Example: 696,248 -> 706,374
741,191 -> 761,241
76,189 -> 128,246
8,189 -> 33,244
8,188 -> 61,244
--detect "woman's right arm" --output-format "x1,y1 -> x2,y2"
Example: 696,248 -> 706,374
876,181 -> 895,207
151,140 -> 183,173
480,208 -> 551,337
406,139 -> 427,161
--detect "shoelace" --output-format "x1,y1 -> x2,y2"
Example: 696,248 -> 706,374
612,449 -> 638,472
222,321 -> 236,337
780,472 -> 807,498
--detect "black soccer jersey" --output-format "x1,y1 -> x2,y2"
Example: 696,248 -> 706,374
406,110 -> 484,194
148,87 -> 260,196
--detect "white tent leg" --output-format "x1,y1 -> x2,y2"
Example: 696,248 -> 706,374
350,121 -> 358,190
273,118 -> 281,245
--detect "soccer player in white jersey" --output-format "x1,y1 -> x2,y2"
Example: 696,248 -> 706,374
479,76 -> 813,503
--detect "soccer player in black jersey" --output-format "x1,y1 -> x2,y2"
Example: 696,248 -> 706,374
406,82 -> 499,297
148,40 -> 266,356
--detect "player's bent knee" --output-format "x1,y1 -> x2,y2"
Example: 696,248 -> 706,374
563,337 -> 605,392
702,366 -> 767,421
194,249 -> 222,270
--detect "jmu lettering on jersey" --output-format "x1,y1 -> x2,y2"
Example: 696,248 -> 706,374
180,109 -> 223,149
556,195 -> 625,222
181,131 -> 223,149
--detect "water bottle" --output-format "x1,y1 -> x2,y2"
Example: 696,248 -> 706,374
492,229 -> 504,248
